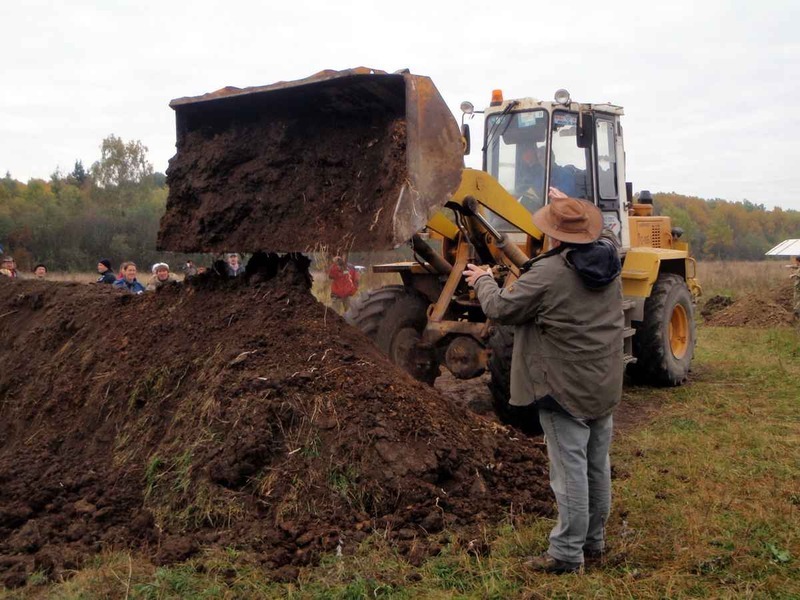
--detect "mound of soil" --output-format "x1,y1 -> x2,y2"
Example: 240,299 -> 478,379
0,256 -> 551,588
700,294 -> 734,320
703,283 -> 795,327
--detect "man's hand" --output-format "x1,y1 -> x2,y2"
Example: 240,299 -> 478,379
549,186 -> 568,199
463,263 -> 492,287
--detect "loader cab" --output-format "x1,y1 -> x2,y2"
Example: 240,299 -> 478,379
478,93 -> 629,250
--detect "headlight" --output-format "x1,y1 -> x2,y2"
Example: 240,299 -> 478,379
554,89 -> 571,105
460,101 -> 474,115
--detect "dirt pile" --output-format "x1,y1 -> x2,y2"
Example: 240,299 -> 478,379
0,256 -> 551,588
699,294 -> 734,319
703,283 -> 795,327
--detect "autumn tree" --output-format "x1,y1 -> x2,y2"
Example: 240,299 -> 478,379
69,160 -> 88,186
0,134 -> 179,271
91,135 -> 153,188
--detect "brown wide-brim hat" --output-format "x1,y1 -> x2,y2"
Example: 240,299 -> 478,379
532,197 -> 603,244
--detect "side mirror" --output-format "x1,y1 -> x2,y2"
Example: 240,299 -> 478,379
461,124 -> 471,155
576,114 -> 594,148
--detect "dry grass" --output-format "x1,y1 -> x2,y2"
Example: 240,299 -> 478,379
697,260 -> 792,298
32,259 -> 793,303
21,272 -> 98,284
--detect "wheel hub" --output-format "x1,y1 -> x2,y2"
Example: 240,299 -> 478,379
669,303 -> 689,359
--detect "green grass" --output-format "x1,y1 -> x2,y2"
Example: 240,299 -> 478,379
3,326 -> 799,599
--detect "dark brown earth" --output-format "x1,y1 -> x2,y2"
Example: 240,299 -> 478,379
700,294 -> 734,320
0,256 -> 552,588
702,283 -> 794,327
160,107 -> 409,255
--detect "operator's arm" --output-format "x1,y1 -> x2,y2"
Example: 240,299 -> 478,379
464,264 -> 548,326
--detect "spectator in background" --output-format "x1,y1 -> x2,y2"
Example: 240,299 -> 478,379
182,259 -> 198,278
97,259 -> 116,284
328,255 -> 360,312
1,256 -> 18,279
33,264 -> 47,279
113,261 -> 145,294
790,256 -> 800,322
147,262 -> 175,291
226,253 -> 245,277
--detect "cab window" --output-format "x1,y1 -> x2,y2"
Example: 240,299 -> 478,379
550,111 -> 593,201
596,119 -> 617,199
484,110 -> 549,219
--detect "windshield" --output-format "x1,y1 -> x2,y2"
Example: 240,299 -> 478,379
484,110 -> 549,216
550,111 -> 592,200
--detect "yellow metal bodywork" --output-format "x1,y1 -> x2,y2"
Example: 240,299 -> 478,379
628,216 -> 675,250
622,248 -> 696,298
622,216 -> 702,299
448,168 -> 544,240
426,211 -> 459,240
429,175 -> 704,302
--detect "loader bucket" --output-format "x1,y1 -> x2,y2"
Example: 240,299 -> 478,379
158,67 -> 465,253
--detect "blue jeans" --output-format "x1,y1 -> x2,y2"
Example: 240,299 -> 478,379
538,408 -> 613,563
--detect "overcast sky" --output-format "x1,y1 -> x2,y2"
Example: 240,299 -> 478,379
2,0 -> 798,211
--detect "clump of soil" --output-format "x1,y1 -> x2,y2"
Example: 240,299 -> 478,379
0,257 -> 551,588
160,99 -> 409,254
700,294 -> 734,320
703,283 -> 795,327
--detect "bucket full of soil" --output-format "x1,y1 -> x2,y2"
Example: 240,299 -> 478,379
159,68 -> 465,254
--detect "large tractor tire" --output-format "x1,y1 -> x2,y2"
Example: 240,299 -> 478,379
487,325 -> 543,436
344,285 -> 406,340
629,273 -> 696,386
346,286 -> 440,385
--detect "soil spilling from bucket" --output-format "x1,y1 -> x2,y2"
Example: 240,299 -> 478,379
0,256 -> 552,588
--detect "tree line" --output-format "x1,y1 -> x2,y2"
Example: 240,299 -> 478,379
653,192 -> 800,260
2,136 -> 798,272
0,135 -> 185,273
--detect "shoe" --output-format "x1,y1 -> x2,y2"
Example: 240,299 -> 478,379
524,552 -> 583,574
583,547 -> 605,567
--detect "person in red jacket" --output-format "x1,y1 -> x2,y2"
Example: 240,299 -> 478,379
328,255 -> 360,312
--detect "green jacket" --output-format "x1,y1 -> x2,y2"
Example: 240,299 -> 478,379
474,247 -> 624,420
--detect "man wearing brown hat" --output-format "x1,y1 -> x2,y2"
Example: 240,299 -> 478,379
464,194 -> 624,574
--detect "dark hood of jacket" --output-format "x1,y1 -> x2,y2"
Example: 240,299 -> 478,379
566,237 -> 621,289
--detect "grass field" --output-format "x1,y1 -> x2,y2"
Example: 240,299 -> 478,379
3,324 -> 798,599
696,260 -> 792,298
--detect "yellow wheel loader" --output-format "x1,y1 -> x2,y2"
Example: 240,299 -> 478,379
159,68 -> 700,431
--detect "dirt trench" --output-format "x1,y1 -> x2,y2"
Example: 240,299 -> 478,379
0,255 -> 552,588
